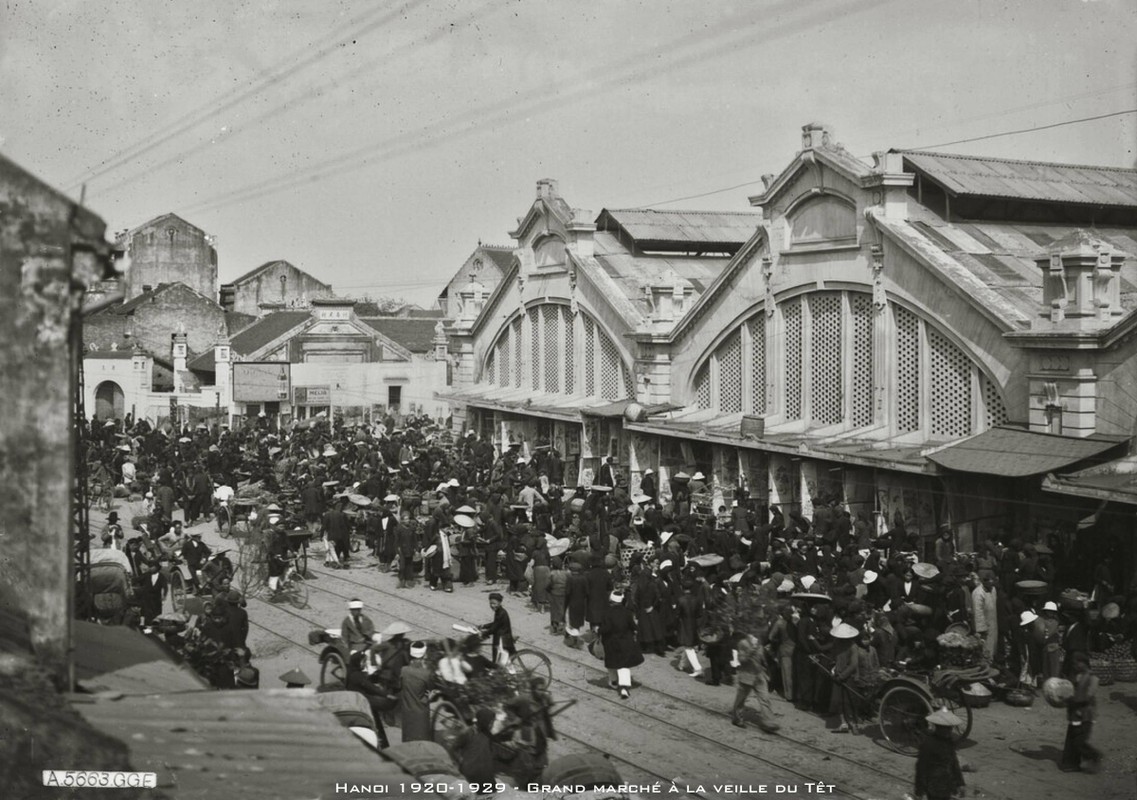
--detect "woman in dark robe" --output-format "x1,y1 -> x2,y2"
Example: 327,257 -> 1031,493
599,589 -> 644,699
585,552 -> 613,632
563,560 -> 589,648
631,565 -> 667,656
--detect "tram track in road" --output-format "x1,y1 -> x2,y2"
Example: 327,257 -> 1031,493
243,599 -> 706,798
245,561 -> 909,800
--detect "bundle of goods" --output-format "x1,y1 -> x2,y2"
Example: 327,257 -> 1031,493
937,631 -> 984,667
1042,677 -> 1074,708
960,682 -> 992,708
1058,588 -> 1090,610
618,539 -> 655,569
1004,687 -> 1035,707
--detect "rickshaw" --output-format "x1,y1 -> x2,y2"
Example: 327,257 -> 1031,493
811,652 -> 995,755
428,627 -> 573,786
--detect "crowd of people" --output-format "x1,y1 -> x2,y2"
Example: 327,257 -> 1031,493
84,409 -> 1134,782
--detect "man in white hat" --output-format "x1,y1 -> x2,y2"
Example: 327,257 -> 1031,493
341,599 -> 379,652
398,642 -> 433,742
639,467 -> 657,504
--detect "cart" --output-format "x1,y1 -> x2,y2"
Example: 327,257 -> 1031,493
228,498 -> 259,538
810,654 -> 994,755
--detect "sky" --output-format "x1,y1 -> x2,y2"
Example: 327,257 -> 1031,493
2,0 -> 1135,308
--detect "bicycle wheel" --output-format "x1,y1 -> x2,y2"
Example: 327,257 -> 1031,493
431,700 -> 468,757
286,574 -> 309,609
509,649 -> 553,689
879,685 -> 932,756
938,693 -> 974,743
297,546 -> 308,576
217,507 -> 231,539
320,649 -> 348,690
168,571 -> 187,614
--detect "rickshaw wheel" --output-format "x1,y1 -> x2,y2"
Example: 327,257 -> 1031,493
879,685 -> 932,756
509,649 -> 553,690
217,507 -> 231,539
431,700 -> 467,757
286,573 -> 308,609
320,650 -> 347,690
168,571 -> 186,614
940,693 -> 973,743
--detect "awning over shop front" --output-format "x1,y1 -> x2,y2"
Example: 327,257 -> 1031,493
73,621 -> 209,695
436,384 -> 632,423
623,407 -> 931,473
926,427 -> 1128,477
1042,454 -> 1137,504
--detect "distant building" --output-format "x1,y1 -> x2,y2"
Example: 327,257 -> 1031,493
437,243 -> 514,318
188,298 -> 450,423
220,259 -> 332,317
116,213 -> 217,301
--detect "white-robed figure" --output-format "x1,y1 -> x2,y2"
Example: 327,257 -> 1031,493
426,525 -> 454,592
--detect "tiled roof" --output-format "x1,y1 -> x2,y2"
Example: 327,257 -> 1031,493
926,427 -> 1127,477
901,151 -> 1137,207
229,311 -> 311,354
84,349 -> 135,360
480,245 -> 515,271
597,208 -> 760,249
187,310 -> 311,373
361,317 -> 439,353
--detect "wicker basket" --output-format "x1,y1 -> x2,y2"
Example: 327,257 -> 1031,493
1089,656 -> 1114,686
961,692 -> 991,709
1112,658 -> 1137,683
1005,688 -> 1035,707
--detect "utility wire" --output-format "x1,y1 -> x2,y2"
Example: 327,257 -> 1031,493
177,0 -> 896,217
65,0 -> 427,190
900,108 -> 1137,152
91,0 -> 507,200
641,107 -> 1137,209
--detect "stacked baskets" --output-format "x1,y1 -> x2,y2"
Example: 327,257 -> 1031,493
937,631 -> 984,668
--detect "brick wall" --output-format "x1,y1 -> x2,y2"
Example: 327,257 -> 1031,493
122,215 -> 216,301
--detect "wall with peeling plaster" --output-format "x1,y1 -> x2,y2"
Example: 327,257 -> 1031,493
0,153 -> 107,676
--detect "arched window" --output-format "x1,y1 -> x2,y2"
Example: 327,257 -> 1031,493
480,305 -> 634,399
533,236 -> 566,269
787,195 -> 856,247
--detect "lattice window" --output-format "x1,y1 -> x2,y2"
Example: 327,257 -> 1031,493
583,315 -> 595,396
895,306 -> 920,433
783,298 -> 803,420
851,293 -> 874,427
528,308 -> 540,390
512,318 -> 523,388
484,349 -> 496,385
542,305 -> 560,393
718,330 -> 743,413
748,316 -> 766,414
497,325 -> 512,387
982,375 -> 1009,429
624,362 -> 637,401
809,293 -> 843,425
928,327 -> 972,439
694,363 -> 711,409
564,308 -> 576,394
599,329 -> 622,400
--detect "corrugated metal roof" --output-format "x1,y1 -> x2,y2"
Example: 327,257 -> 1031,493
74,690 -> 413,799
591,230 -> 732,318
902,205 -> 1137,322
902,151 -> 1137,207
927,428 -> 1127,477
598,208 -> 760,247
73,621 -> 209,695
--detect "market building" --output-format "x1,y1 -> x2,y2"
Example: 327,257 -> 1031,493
443,125 -> 1137,580
219,258 -> 333,317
